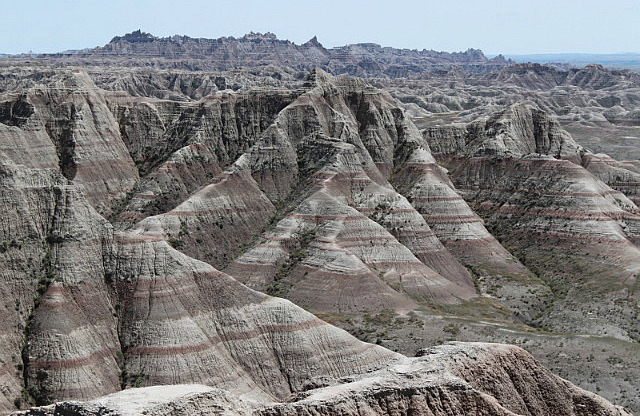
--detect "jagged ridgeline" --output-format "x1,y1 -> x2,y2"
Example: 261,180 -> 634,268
0,33 -> 638,414
22,30 -> 511,76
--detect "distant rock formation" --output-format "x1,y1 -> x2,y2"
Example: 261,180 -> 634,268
109,29 -> 156,44
25,30 -> 513,76
489,62 -> 640,90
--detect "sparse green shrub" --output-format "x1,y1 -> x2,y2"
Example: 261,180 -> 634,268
443,323 -> 460,338
168,238 -> 184,249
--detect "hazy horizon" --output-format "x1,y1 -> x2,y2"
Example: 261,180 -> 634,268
2,0 -> 639,56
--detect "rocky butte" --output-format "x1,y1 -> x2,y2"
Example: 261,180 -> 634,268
0,32 -> 638,415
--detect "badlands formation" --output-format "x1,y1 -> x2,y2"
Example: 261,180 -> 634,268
0,32 -> 639,414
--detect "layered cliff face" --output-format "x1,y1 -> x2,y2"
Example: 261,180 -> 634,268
222,70 -> 481,310
104,233 -> 400,402
0,71 -> 139,217
0,155 -> 122,408
3,97 -> 627,416
0,157 -> 401,410
0,68 -> 472,411
130,70 -> 483,315
391,145 -> 550,321
0,159 -> 79,411
581,153 -> 640,207
425,103 -> 640,341
1,61 -> 637,414
0,66 -> 299,223
17,344 -> 630,416
384,62 -> 640,163
107,88 -> 297,224
463,103 -> 585,162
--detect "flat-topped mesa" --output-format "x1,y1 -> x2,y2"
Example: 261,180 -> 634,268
489,62 -> 640,90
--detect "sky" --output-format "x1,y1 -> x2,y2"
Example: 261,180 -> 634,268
2,0 -> 639,55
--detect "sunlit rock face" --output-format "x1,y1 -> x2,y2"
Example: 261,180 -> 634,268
425,103 -> 640,341
0,159 -> 398,408
0,71 -> 139,217
16,344 -> 631,416
0,54 -> 636,415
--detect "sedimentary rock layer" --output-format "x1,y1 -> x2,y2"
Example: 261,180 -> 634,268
392,145 -> 550,320
16,344 -> 630,416
0,71 -> 139,217
425,103 -> 640,340
0,158 -> 400,410
108,88 -> 297,223
2,59 -> 637,414
7,30 -> 510,76
222,70 -> 478,312
582,153 -> 640,207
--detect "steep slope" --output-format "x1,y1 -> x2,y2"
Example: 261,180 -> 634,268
0,66 -> 299,223
462,103 -> 584,162
488,63 -> 640,91
4,134 -> 628,416
135,70 -> 479,314
391,144 -> 551,321
2,61 -> 637,414
0,157 -> 401,410
582,153 -> 640,207
17,344 -> 630,416
132,165 -> 276,269
0,71 -> 139,217
107,87 -> 297,224
0,94 -> 59,171
105,233 -> 398,402
425,103 -> 640,341
0,158 -> 85,410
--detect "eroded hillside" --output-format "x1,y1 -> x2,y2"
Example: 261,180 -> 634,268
0,47 -> 638,415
